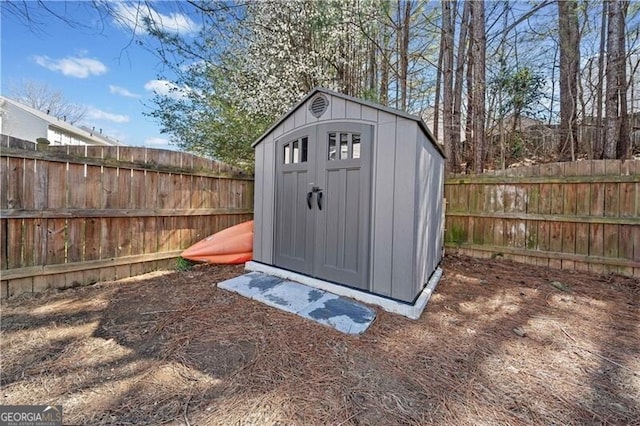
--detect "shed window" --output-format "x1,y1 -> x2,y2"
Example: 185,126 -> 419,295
284,144 -> 291,164
352,134 -> 361,159
328,133 -> 337,160
340,133 -> 349,159
283,137 -> 308,164
301,137 -> 308,162
328,132 -> 361,161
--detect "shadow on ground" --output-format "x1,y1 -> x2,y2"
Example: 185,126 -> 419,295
1,256 -> 638,425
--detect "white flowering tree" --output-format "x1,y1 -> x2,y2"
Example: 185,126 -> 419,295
226,0 -> 378,118
226,0 -> 439,116
135,0 -> 440,167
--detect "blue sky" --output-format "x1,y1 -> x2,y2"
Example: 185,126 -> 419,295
1,2 -> 195,150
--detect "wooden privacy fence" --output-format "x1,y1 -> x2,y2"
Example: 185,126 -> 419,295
0,136 -> 254,298
445,160 -> 640,278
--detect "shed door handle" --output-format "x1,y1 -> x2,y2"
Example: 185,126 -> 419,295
316,191 -> 323,210
306,191 -> 313,209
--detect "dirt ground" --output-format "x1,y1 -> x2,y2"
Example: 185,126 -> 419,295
1,254 -> 639,425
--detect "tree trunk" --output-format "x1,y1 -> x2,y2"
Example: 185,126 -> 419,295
595,0 -> 608,159
557,0 -> 580,161
380,47 -> 389,106
433,28 -> 444,142
616,1 -> 630,159
441,0 -> 455,170
398,0 -> 412,110
471,0 -> 486,173
465,19 -> 474,171
451,1 -> 470,173
604,0 -> 628,158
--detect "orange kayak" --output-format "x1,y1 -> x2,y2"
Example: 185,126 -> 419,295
181,220 -> 253,264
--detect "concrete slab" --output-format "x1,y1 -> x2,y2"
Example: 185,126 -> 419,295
218,272 -> 283,299
298,294 -> 376,335
260,281 -> 326,314
217,272 -> 376,335
246,261 -> 443,320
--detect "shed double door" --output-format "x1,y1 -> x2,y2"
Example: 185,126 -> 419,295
275,123 -> 372,290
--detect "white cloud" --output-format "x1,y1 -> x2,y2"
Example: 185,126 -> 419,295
86,106 -> 130,123
144,79 -> 188,99
109,85 -> 141,99
144,137 -> 170,147
113,3 -> 198,36
33,55 -> 107,78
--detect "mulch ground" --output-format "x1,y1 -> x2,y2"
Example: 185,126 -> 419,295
1,254 -> 639,425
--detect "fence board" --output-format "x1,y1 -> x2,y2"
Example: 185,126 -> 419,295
144,217 -> 158,254
45,218 -> 66,265
144,171 -> 159,208
101,218 -> 117,259
34,159 -> 48,210
7,157 -> 24,209
604,183 -> 619,217
130,170 -> 145,209
6,219 -> 24,269
561,222 -> 576,270
619,224 -> 635,276
619,182 -> 635,217
591,183 -> 605,216
575,182 -> 590,216
47,162 -> 67,208
85,166 -> 102,209
130,218 -> 144,255
549,222 -> 563,269
157,216 -> 171,252
103,166 -> 118,208
0,158 -> 8,210
117,168 -> 132,209
191,176 -> 205,209
32,219 -> 46,266
68,163 -> 86,208
179,174 -> 191,209
575,223 -> 590,256
67,218 -> 84,262
157,172 -> 173,209
0,219 -> 7,269
85,217 -> 102,261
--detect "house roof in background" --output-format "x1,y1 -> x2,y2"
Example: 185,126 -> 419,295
0,95 -> 122,146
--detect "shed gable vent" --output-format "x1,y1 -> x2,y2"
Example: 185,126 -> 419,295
309,95 -> 329,118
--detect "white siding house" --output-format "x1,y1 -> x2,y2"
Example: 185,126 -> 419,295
0,96 -> 121,146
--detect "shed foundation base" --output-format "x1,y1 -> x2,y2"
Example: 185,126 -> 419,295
245,261 -> 443,320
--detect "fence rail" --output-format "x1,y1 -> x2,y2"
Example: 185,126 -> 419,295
444,159 -> 640,278
1,137 -> 254,298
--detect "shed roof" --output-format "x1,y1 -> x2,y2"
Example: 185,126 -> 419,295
253,87 -> 445,158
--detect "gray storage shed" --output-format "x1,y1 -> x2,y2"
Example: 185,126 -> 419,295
252,88 -> 445,304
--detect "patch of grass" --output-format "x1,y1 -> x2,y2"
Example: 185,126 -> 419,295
175,257 -> 196,271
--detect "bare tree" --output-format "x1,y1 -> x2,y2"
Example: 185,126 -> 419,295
470,0 -> 486,173
616,1 -> 630,159
604,0 -> 630,158
557,0 -> 580,161
433,28 -> 444,141
595,0 -> 608,158
398,0 -> 412,110
441,0 -> 455,169
451,1 -> 471,173
9,80 -> 87,124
